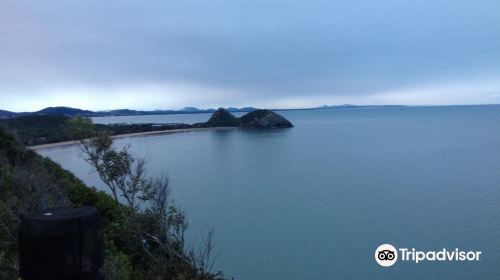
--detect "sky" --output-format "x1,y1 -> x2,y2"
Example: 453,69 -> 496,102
1,0 -> 499,111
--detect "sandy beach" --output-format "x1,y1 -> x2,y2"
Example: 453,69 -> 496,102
28,127 -> 237,150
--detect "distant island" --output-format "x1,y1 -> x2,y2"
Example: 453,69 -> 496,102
0,108 -> 292,147
0,106 -> 261,118
200,108 -> 293,129
0,104 -> 406,119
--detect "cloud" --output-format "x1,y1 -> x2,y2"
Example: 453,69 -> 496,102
1,0 -> 499,111
0,82 -> 244,111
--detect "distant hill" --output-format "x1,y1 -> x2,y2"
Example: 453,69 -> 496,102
317,104 -> 357,109
0,110 -> 16,118
227,107 -> 259,112
239,109 -> 293,128
99,107 -> 257,116
198,108 -> 293,129
34,106 -> 97,117
0,106 -> 261,119
100,108 -> 216,116
205,108 -> 240,126
0,104 -> 410,120
180,106 -> 200,111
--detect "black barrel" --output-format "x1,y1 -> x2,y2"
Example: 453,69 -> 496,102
19,206 -> 104,280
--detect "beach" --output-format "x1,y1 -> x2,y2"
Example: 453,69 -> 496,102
28,126 -> 237,150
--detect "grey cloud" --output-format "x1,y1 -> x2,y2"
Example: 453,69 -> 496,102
1,0 -> 500,110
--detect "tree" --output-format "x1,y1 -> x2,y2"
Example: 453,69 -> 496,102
0,127 -> 70,279
68,117 -> 222,279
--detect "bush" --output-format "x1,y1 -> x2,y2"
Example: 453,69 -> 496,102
0,125 -> 225,279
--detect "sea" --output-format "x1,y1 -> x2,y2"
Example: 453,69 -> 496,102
37,105 -> 500,279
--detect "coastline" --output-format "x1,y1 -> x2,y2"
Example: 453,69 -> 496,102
28,126 -> 237,151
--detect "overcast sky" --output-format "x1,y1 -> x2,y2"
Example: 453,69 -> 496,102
1,0 -> 499,111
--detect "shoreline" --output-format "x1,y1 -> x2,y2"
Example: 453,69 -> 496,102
28,127 -> 237,150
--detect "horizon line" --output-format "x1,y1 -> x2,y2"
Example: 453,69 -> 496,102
2,103 -> 500,114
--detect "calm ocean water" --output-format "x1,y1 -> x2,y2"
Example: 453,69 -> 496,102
38,105 -> 500,279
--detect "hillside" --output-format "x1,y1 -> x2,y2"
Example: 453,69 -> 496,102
197,108 -> 293,128
0,115 -> 192,146
0,126 -> 224,279
0,126 -> 122,278
0,110 -> 16,118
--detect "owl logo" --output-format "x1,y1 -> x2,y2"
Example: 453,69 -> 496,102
375,244 -> 398,267
377,249 -> 395,261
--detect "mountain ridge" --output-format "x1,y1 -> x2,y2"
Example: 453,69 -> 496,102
0,104 -> 419,119
0,106 -> 262,118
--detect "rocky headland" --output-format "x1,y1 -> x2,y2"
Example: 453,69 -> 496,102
197,108 -> 293,129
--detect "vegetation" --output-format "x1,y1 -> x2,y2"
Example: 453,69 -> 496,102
0,114 -> 74,146
197,108 -> 293,128
0,109 -> 292,278
0,121 -> 225,279
1,109 -> 292,147
238,109 -> 293,128
0,115 -> 192,146
200,108 -> 293,128
204,108 -> 240,127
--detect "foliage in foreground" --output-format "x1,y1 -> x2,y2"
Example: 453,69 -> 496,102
0,123 -> 225,279
0,114 -> 192,146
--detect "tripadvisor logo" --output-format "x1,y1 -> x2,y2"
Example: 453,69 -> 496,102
375,244 -> 481,267
375,244 -> 398,267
